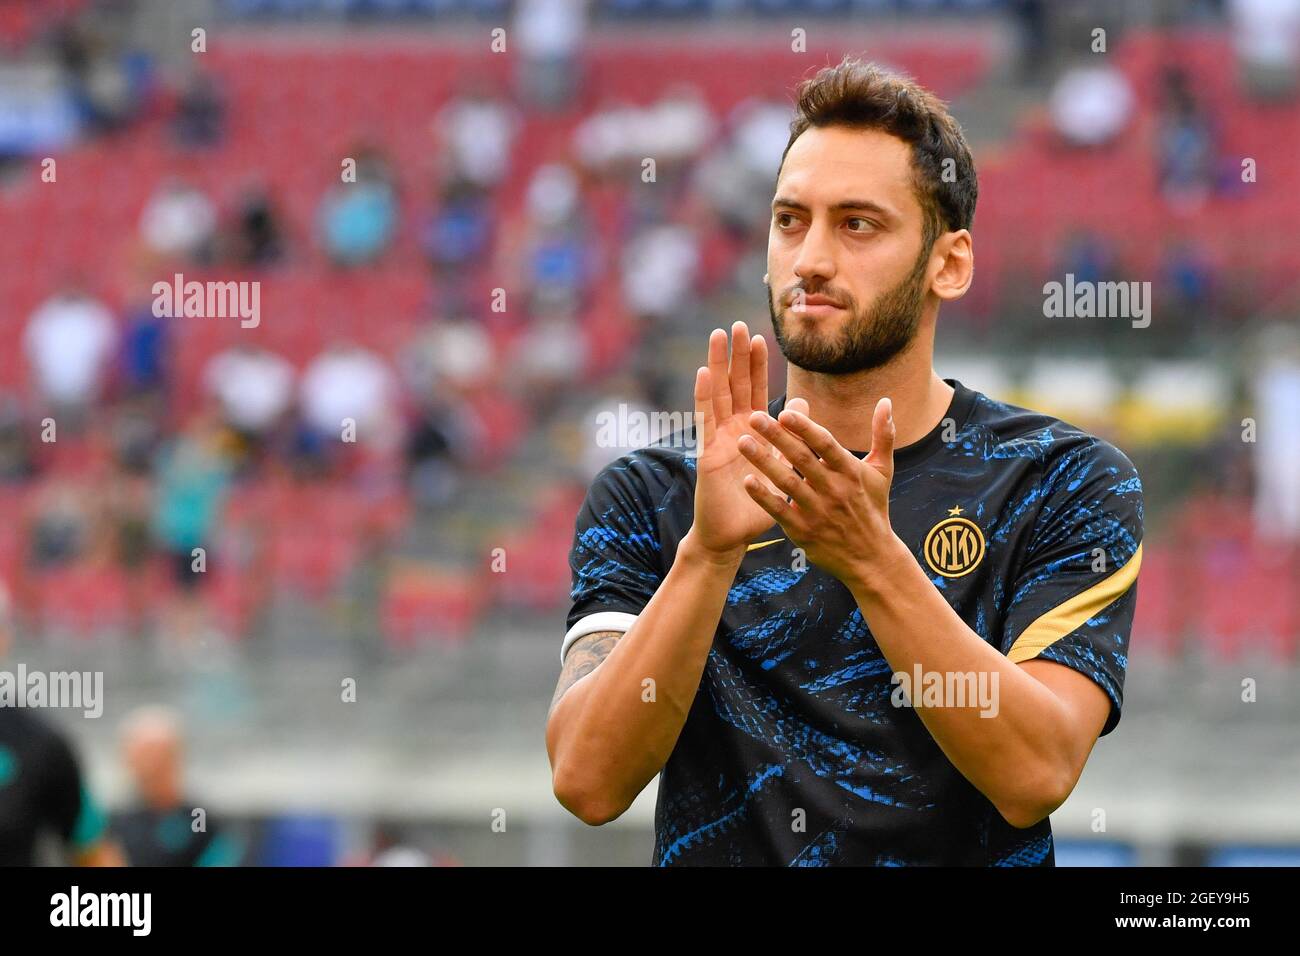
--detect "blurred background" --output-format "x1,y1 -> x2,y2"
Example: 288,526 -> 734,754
0,0 -> 1297,866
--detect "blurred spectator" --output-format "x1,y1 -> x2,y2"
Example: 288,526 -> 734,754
621,218 -> 700,326
644,86 -> 714,165
729,98 -> 791,182
1157,67 -> 1216,211
118,299 -> 170,397
105,459 -> 155,637
1012,0 -> 1050,80
139,178 -> 218,263
172,70 -> 225,148
51,18 -> 142,134
512,313 -> 588,413
695,98 -> 791,238
527,225 -> 593,316
153,415 -> 234,642
299,343 -> 397,443
1048,64 -> 1135,147
1251,325 -> 1300,540
513,0 -> 586,111
226,187 -> 285,268
0,397 -> 32,483
525,161 -> 580,228
436,81 -> 520,190
1057,229 -> 1116,287
370,835 -> 430,866
1160,240 -> 1216,323
1229,0 -> 1300,99
571,97 -> 638,172
580,377 -> 663,482
422,178 -> 492,283
110,399 -> 165,477
114,707 -> 243,866
27,477 -> 93,570
24,283 -> 117,414
50,19 -> 93,106
318,148 -> 399,266
512,163 -> 595,315
204,346 -> 295,449
347,823 -> 464,867
0,581 -> 124,866
574,87 -> 714,174
402,317 -> 494,394
404,393 -> 479,509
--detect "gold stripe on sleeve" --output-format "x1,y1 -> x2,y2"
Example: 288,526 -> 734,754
1006,543 -> 1143,664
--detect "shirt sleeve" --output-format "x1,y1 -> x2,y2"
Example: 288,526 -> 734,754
999,438 -> 1144,737
562,454 -> 668,664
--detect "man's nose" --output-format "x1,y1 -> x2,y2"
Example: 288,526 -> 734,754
792,221 -> 836,285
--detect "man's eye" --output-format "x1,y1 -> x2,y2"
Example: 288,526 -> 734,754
846,217 -> 873,232
775,213 -> 795,228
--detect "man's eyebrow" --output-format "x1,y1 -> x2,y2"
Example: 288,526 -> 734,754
771,196 -> 896,219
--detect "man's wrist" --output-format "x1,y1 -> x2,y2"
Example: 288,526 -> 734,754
844,531 -> 917,601
679,528 -> 748,570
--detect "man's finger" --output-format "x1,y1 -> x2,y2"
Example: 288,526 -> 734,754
738,433 -> 817,510
865,397 -> 895,481
729,321 -> 751,415
775,408 -> 859,473
748,411 -> 832,492
693,366 -> 716,448
742,472 -> 797,528
707,328 -> 732,420
749,333 -> 769,414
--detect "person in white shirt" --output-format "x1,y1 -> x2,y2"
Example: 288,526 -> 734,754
1049,64 -> 1135,147
204,346 -> 295,438
513,0 -> 587,110
24,286 -> 117,412
1230,0 -> 1300,98
299,344 -> 397,445
437,83 -> 520,190
139,179 -> 217,261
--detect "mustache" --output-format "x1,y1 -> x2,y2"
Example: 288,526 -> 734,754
780,283 -> 850,308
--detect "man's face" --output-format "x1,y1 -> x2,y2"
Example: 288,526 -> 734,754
767,126 -> 933,375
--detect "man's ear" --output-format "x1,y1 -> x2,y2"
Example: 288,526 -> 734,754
930,229 -> 973,301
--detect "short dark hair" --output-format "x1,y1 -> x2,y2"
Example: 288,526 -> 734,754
779,57 -> 978,249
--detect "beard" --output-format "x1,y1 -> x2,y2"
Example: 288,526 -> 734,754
767,244 -> 930,376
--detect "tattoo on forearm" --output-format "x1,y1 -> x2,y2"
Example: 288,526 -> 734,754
549,630 -> 622,714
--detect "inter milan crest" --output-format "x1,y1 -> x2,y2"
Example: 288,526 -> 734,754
923,505 -> 986,578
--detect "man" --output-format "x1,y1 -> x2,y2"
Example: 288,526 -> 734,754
546,58 -> 1143,866
113,706 -> 243,866
0,583 -> 123,866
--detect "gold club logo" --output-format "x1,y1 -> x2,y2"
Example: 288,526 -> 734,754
923,506 -> 986,578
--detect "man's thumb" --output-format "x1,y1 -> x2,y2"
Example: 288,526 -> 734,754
866,397 -> 895,477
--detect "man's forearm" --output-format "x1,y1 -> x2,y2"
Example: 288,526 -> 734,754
845,535 -> 1080,826
549,529 -> 744,823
